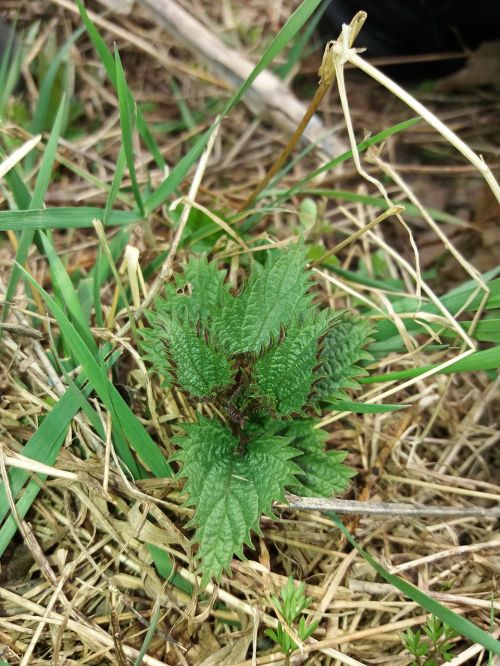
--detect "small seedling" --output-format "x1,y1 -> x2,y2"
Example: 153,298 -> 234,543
142,242 -> 371,583
265,576 -> 318,664
401,615 -> 459,666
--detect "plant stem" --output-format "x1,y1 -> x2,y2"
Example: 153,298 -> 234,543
237,11 -> 366,213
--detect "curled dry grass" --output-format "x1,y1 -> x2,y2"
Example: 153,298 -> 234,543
0,1 -> 499,664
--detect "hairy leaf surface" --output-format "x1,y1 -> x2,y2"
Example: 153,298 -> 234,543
213,244 -> 313,353
157,255 -> 228,322
167,319 -> 232,397
174,416 -> 298,583
254,314 -> 328,415
277,420 -> 356,497
314,314 -> 372,402
140,315 -> 174,384
142,317 -> 232,397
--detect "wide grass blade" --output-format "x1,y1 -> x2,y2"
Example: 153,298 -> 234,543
3,96 -> 66,323
360,345 -> 500,384
30,28 -> 85,136
0,207 -> 141,231
329,400 -> 408,414
144,0 -> 324,214
329,514 -> 500,656
38,231 -> 97,353
114,46 -> 144,216
17,263 -> 172,478
75,0 -> 165,171
304,189 -> 465,226
0,383 -> 82,557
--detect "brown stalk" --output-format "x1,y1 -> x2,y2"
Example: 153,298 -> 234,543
237,11 -> 367,213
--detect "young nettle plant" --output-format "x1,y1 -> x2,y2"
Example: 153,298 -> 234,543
142,243 -> 371,583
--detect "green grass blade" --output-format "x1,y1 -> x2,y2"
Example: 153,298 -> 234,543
0,207 -> 141,231
0,148 -> 32,208
274,0 -> 328,80
328,400 -> 408,414
104,146 -> 127,224
75,0 -> 115,81
329,514 -> 500,655
114,46 -> 144,216
0,377 -> 98,558
133,598 -> 163,666
0,468 -> 54,558
147,544 -> 193,594
373,276 -> 500,334
239,118 -> 421,232
303,189 -> 466,226
0,385 -> 80,530
0,26 -> 23,117
3,96 -> 66,323
170,77 -> 196,131
278,118 -> 421,201
144,0 -> 324,214
94,148 -> 128,326
75,0 -> 165,170
361,345 -> 500,384
0,368 -> 140,555
16,262 -> 172,478
93,245 -> 105,328
90,226 -> 131,287
371,274 -> 500,347
461,319 -> 500,343
30,28 -> 84,135
31,96 -> 66,209
38,231 -> 97,353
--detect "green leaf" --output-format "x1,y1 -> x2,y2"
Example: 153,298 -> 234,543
314,313 -> 373,401
157,255 -> 229,322
142,317 -> 233,398
0,207 -> 140,231
254,314 -> 327,415
182,255 -> 229,319
361,344 -> 500,384
114,45 -> 144,216
75,0 -> 165,171
3,95 -> 66,324
16,263 -> 171,478
327,400 -> 408,414
143,0 -> 324,213
214,243 -> 313,353
330,514 -> 500,656
30,28 -> 85,135
278,420 -> 355,497
38,231 -> 97,353
175,416 -> 298,584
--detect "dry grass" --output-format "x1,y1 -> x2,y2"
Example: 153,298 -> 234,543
0,1 -> 499,665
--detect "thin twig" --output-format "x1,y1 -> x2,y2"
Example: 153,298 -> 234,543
281,495 -> 500,518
